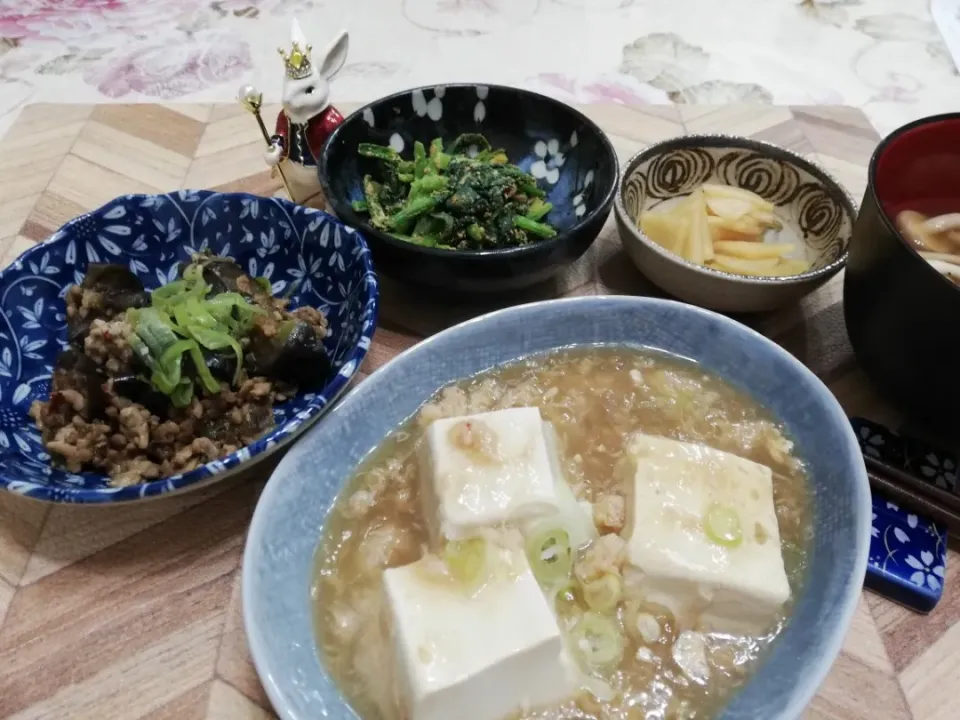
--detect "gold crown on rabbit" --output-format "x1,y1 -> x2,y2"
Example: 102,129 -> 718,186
277,41 -> 313,80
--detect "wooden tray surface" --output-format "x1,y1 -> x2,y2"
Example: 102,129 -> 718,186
0,103 -> 954,720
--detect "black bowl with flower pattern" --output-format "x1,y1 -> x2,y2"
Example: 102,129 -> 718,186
319,84 -> 618,293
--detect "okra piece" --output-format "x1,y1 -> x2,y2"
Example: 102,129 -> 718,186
358,143 -> 399,162
467,223 -> 486,242
519,181 -> 546,198
525,199 -> 553,221
391,195 -> 439,227
362,175 -> 390,229
409,175 -> 447,200
513,215 -> 557,238
413,141 -> 428,180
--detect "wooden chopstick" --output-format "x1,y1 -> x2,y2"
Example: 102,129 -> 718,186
864,455 -> 960,535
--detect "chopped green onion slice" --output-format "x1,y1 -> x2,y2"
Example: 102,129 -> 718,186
170,378 -> 194,408
443,537 -> 487,585
151,280 -> 188,307
133,307 -> 180,359
704,502 -> 743,548
189,326 -> 244,385
127,333 -> 156,372
553,583 -> 581,618
582,573 -> 622,614
188,344 -> 221,395
570,612 -> 623,670
525,527 -> 573,585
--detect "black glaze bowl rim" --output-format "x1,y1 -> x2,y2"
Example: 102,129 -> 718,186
318,83 -> 620,261
866,111 -> 960,295
614,134 -> 857,286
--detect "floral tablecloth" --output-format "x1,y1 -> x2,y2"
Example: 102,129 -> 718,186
1,0 -> 958,142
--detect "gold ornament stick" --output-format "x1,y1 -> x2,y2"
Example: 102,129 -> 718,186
237,84 -> 296,203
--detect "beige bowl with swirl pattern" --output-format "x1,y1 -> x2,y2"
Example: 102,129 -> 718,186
614,135 -> 856,313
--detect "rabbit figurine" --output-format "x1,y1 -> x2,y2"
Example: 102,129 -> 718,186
264,19 -> 349,209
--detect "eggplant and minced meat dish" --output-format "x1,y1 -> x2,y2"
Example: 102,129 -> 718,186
30,254 -> 332,486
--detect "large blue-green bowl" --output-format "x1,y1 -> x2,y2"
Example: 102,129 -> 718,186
243,295 -> 871,720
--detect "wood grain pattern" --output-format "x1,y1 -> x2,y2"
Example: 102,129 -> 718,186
0,102 -> 954,719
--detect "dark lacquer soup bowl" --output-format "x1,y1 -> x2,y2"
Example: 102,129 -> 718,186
844,113 -> 960,428
319,84 -> 618,293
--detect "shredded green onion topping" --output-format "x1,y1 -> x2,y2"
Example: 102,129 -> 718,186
126,257 -> 266,408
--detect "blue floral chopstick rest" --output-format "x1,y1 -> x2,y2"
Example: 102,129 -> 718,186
850,417 -> 949,613
866,498 -> 947,613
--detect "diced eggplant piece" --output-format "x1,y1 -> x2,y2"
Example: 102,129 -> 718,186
67,264 -> 149,344
202,347 -> 238,384
181,254 -> 274,308
198,257 -> 247,296
50,347 -> 109,419
110,376 -> 170,418
247,320 -> 332,391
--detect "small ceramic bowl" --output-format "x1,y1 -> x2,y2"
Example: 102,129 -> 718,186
0,191 -> 378,503
319,84 -> 618,294
243,295 -> 871,720
844,113 -> 960,430
614,135 -> 856,313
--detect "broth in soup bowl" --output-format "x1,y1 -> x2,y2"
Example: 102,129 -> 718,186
243,296 -> 870,720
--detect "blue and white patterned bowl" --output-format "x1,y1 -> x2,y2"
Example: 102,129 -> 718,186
243,296 -> 871,720
0,190 -> 378,504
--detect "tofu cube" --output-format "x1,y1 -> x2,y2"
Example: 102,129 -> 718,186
618,433 -> 791,634
383,546 -> 575,720
419,407 -> 595,547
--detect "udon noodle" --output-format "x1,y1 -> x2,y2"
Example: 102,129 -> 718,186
896,210 -> 960,284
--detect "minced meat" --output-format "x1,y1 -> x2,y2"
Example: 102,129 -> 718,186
30,373 -> 283,486
84,318 -> 135,374
38,257 -> 332,486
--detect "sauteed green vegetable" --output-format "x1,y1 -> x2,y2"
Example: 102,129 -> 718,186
353,133 -> 557,250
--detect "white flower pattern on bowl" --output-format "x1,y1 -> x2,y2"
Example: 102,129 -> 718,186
572,169 -> 595,219
474,85 -> 489,122
411,87 -> 443,121
530,138 -> 565,185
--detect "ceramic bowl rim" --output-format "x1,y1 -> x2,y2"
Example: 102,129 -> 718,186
867,111 -> 960,296
614,133 -> 857,286
319,82 -> 619,260
242,294 -> 871,720
0,191 -> 380,504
